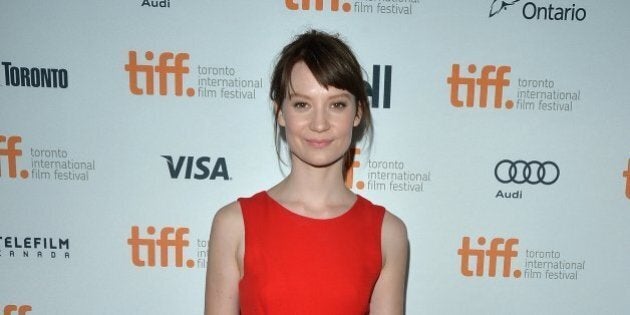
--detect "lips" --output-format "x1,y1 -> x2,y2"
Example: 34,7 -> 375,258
306,139 -> 332,148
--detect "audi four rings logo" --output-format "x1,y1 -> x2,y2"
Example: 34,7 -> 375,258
494,160 -> 560,185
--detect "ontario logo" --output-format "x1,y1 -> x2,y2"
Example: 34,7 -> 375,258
2,305 -> 32,315
489,0 -> 521,17
124,51 -> 194,97
447,64 -> 514,109
127,225 -> 197,268
488,0 -> 587,21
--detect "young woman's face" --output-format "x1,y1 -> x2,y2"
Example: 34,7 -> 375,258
278,61 -> 361,170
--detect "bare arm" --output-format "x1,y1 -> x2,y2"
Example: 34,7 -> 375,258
204,202 -> 244,315
370,211 -> 409,315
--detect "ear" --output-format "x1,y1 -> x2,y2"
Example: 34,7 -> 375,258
275,103 -> 286,127
353,102 -> 363,127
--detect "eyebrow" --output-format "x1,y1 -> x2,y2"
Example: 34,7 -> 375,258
288,91 -> 353,100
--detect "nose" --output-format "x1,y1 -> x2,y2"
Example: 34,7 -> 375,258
309,105 -> 330,132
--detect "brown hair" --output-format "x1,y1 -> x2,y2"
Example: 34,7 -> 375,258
270,29 -> 373,173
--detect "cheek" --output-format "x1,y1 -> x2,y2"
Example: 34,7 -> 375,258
281,116 -> 307,142
334,118 -> 357,142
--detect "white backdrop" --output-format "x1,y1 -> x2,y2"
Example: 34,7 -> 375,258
1,1 -> 629,314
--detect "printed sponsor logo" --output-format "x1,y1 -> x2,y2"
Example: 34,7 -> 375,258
2,61 -> 68,88
447,64 -> 582,113
489,0 -> 587,21
0,236 -> 71,260
284,0 -> 420,15
624,159 -> 630,199
365,65 -> 392,109
125,51 -> 194,97
345,148 -> 362,189
489,0 -> 521,17
162,155 -> 230,180
458,236 -> 522,278
125,51 -> 263,100
495,160 -> 560,185
127,226 -> 197,268
141,0 -> 170,8
514,78 -> 580,112
0,136 -> 29,179
0,135 -> 96,182
285,0 -> 352,12
196,239 -> 209,269
458,236 -> 587,280
494,159 -> 559,199
2,305 -> 32,315
447,64 -> 514,109
197,65 -> 263,100
521,249 -> 585,280
345,148 -> 431,193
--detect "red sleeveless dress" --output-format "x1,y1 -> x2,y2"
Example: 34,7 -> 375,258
238,191 -> 384,315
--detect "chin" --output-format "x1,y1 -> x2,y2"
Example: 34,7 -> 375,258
292,154 -> 345,169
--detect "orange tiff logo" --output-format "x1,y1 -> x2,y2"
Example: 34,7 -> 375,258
623,159 -> 630,199
345,147 -> 364,190
447,64 -> 514,109
0,135 -> 29,179
127,226 -> 195,268
124,51 -> 195,97
2,305 -> 31,315
457,236 -> 522,278
285,0 -> 351,12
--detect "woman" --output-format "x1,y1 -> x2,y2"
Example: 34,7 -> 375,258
205,30 -> 408,315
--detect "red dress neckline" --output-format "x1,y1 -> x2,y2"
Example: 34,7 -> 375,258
262,190 -> 361,221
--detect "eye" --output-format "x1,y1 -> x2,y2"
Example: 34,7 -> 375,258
331,102 -> 347,109
293,102 -> 308,109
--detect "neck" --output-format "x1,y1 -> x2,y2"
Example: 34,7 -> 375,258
270,157 -> 353,205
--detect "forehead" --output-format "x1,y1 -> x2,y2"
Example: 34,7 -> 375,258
287,61 -> 352,98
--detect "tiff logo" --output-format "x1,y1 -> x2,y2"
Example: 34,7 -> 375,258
285,0 -> 351,12
365,65 -> 392,109
345,147 -> 364,190
124,51 -> 194,97
457,236 -> 522,278
2,305 -> 31,315
127,226 -> 195,268
447,64 -> 514,109
624,159 -> 630,199
0,135 -> 29,179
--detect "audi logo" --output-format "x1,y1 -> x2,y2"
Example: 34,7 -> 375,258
494,160 -> 560,185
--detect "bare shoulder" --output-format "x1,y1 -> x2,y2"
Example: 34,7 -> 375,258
209,200 -> 244,246
370,209 -> 408,313
205,200 -> 244,315
212,201 -> 243,231
382,210 -> 408,244
381,210 -> 408,265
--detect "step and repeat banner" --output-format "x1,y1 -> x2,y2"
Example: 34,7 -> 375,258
1,1 -> 629,314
